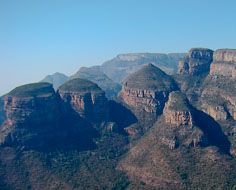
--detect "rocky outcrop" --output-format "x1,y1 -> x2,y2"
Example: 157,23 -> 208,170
0,83 -> 63,146
4,83 -> 61,126
210,49 -> 236,78
161,91 -> 207,149
121,87 -> 168,113
163,91 -> 193,126
201,104 -> 228,121
120,64 -> 177,115
178,48 -> 213,75
200,75 -> 236,121
58,78 -> 109,122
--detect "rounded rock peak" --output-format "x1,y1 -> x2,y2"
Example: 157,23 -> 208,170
189,47 -> 213,52
188,48 -> 214,59
7,82 -> 55,97
58,78 -> 103,93
123,63 -> 177,91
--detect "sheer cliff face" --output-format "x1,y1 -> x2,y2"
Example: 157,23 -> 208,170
118,92 -> 229,189
0,83 -> 64,147
210,49 -> 236,78
200,49 -> 236,121
178,48 -> 214,75
4,83 -> 61,126
59,78 -> 109,122
163,92 -> 193,126
120,64 -> 177,116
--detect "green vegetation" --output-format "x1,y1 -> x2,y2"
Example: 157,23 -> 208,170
59,78 -> 103,93
120,118 -> 236,189
168,91 -> 189,111
124,64 -> 177,91
8,82 -> 54,97
0,133 -> 130,190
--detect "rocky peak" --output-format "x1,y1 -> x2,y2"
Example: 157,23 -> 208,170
178,48 -> 214,75
163,91 -> 193,126
120,63 -> 177,114
0,82 -> 63,146
58,78 -> 109,122
4,83 -> 61,126
210,49 -> 236,78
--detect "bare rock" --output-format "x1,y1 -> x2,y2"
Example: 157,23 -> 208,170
0,83 -> 63,146
120,64 -> 177,115
4,83 -> 61,126
178,48 -> 213,75
163,91 -> 193,126
201,104 -> 228,121
210,49 -> 236,78
59,78 -> 109,122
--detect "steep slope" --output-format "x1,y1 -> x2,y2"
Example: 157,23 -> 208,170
101,53 -> 186,83
210,49 -> 236,78
175,48 -> 236,157
70,66 -> 121,99
41,72 -> 69,89
178,48 -> 213,75
198,49 -> 236,156
120,63 -> 177,133
58,78 -> 109,122
0,83 -> 65,147
0,82 -> 130,190
119,91 -> 236,190
174,48 -> 214,103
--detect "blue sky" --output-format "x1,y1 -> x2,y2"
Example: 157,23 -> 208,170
0,0 -> 236,95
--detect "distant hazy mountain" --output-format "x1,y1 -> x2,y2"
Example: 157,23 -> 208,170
41,72 -> 69,89
101,53 -> 186,83
71,66 -> 121,99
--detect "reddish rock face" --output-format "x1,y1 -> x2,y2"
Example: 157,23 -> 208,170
163,91 -> 193,126
178,48 -> 214,75
200,76 -> 236,121
120,64 -> 177,116
0,83 -> 65,147
201,104 -> 228,121
59,91 -> 108,122
120,86 -> 168,114
4,83 -> 61,126
4,95 -> 61,126
213,49 -> 236,63
210,49 -> 236,78
58,78 -> 109,122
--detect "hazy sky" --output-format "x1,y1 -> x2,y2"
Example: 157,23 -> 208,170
0,0 -> 236,95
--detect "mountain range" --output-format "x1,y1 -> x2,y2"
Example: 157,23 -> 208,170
0,48 -> 236,189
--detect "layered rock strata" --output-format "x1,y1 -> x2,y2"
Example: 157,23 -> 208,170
164,91 -> 193,126
59,78 -> 109,122
120,63 -> 177,115
178,48 -> 213,75
210,49 -> 236,78
0,83 -> 63,146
